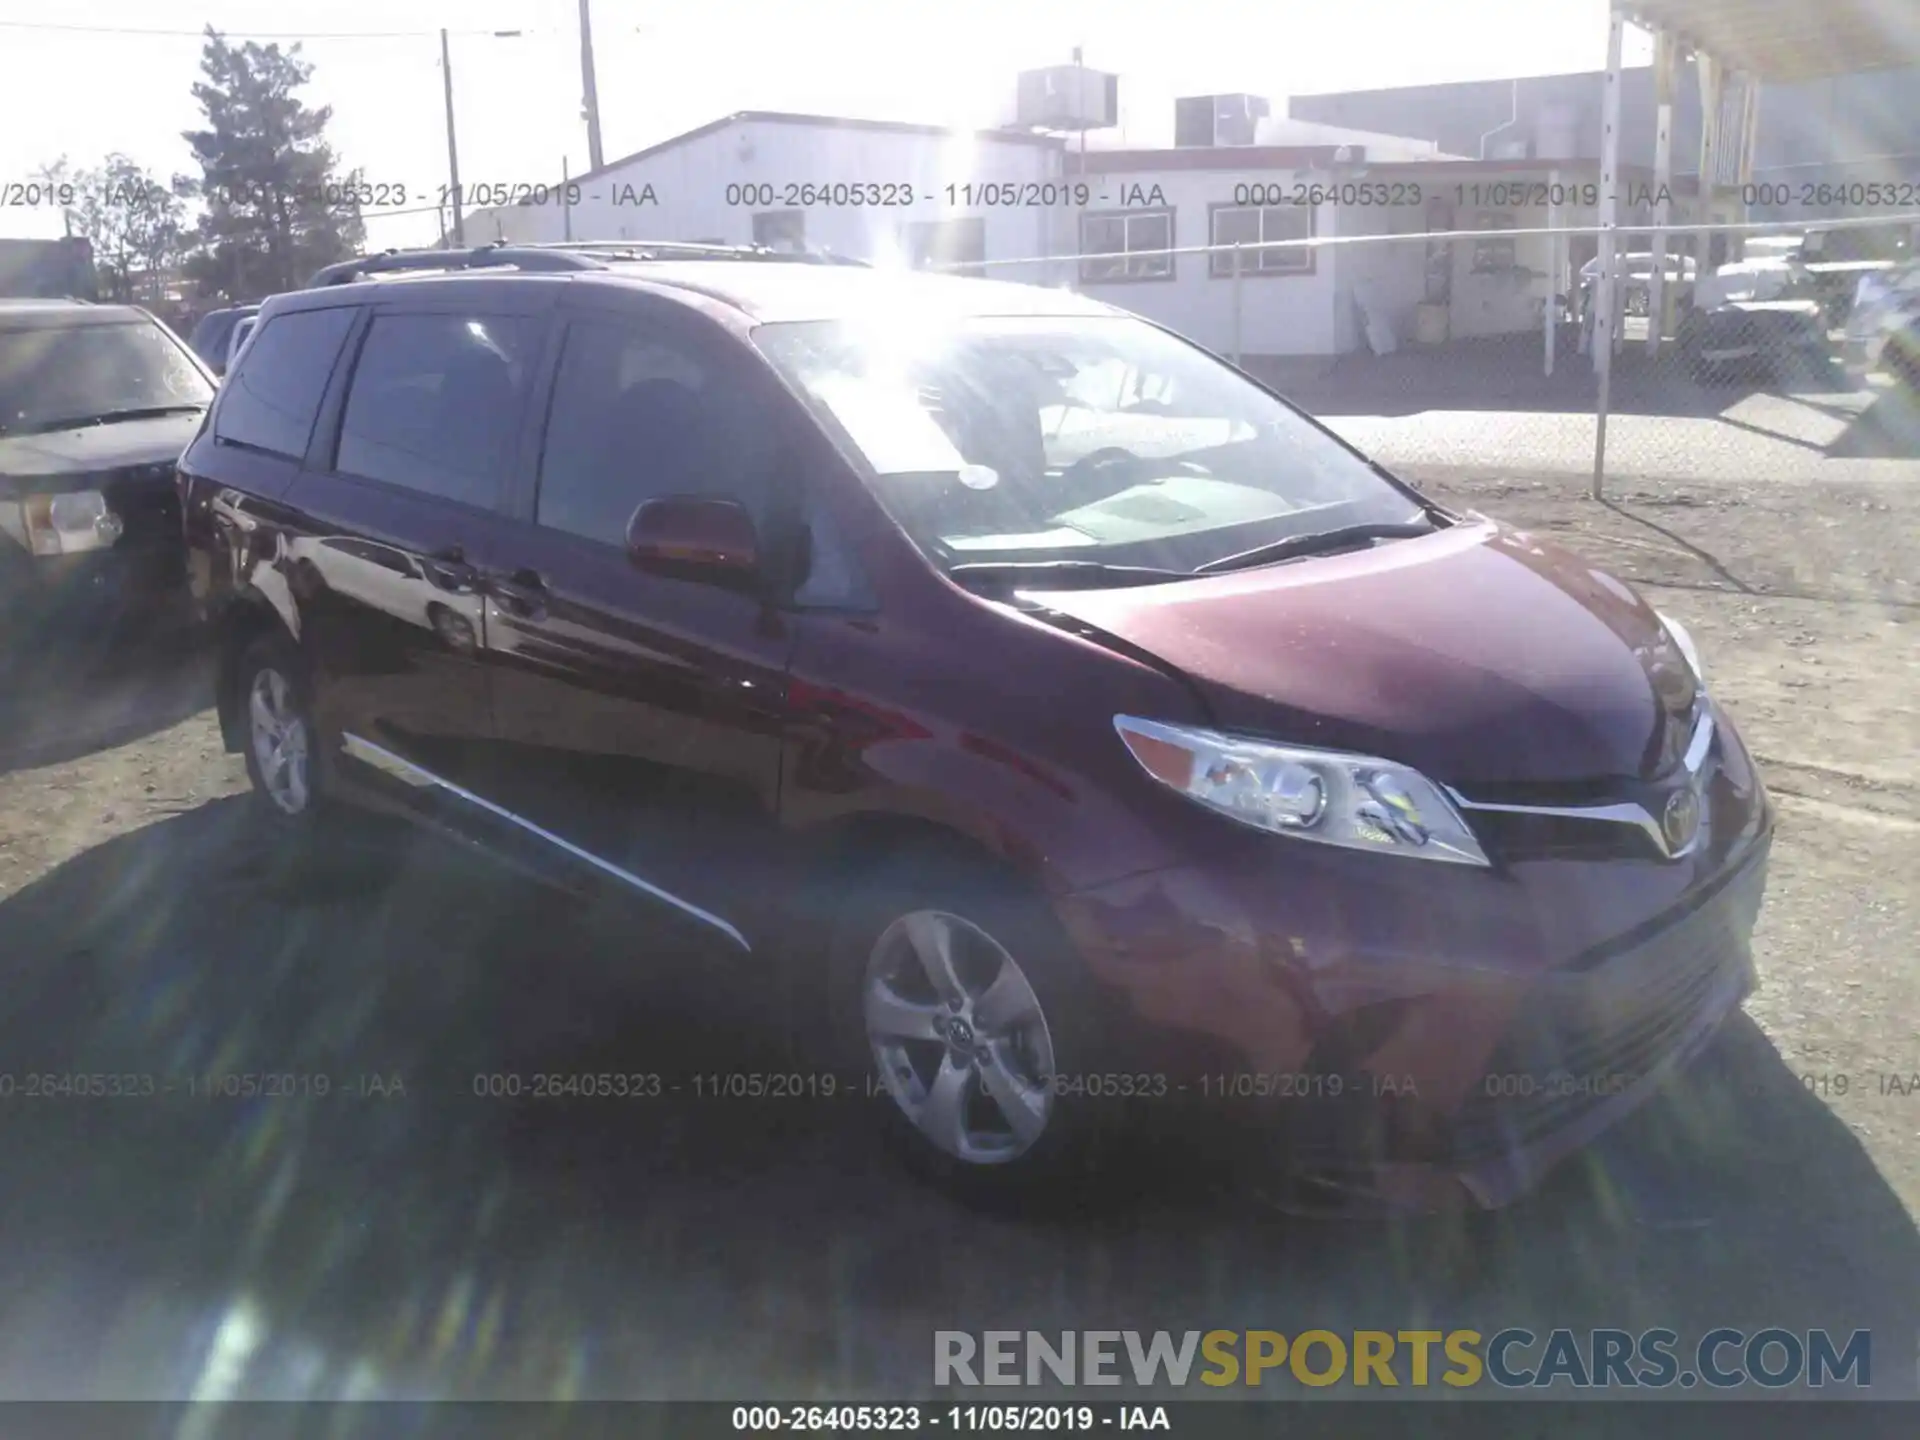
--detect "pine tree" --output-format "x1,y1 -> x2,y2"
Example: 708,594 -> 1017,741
180,27 -> 366,300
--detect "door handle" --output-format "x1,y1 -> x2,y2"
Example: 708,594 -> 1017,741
423,544 -> 480,591
489,567 -> 549,620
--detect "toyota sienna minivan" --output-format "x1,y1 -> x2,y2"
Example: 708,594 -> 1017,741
179,242 -> 1771,1209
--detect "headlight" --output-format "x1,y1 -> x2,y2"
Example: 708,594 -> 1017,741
22,489 -> 123,556
1656,610 -> 1705,686
1114,715 -> 1490,867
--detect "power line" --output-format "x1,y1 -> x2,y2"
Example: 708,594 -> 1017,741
0,19 -> 542,40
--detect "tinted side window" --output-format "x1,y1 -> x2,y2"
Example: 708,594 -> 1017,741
536,318 -> 775,547
336,313 -> 532,508
213,307 -> 356,459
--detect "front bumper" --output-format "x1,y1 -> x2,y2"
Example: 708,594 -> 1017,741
1054,730 -> 1774,1212
1688,311 -> 1832,369
1360,834 -> 1766,1211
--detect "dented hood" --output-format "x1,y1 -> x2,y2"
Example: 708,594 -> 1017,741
1028,519 -> 1700,788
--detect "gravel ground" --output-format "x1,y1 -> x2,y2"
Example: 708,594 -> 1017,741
0,469 -> 1914,1406
1410,469 -> 1920,1216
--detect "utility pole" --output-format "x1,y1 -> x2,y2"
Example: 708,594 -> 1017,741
578,0 -> 605,172
440,28 -> 465,246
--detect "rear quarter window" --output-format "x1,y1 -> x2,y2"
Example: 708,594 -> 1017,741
213,307 -> 356,460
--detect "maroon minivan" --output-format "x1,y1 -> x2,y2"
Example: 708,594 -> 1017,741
179,244 -> 1771,1209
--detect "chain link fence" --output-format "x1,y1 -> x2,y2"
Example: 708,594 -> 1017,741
935,214 -> 1920,496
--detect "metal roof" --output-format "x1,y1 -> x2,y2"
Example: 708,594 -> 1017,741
554,111 -> 1063,191
1625,0 -> 1920,82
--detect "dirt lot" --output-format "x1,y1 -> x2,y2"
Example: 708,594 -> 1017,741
0,470 -> 1914,1405
1408,468 -> 1920,1213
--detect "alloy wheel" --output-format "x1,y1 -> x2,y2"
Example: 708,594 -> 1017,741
248,667 -> 311,816
863,909 -> 1056,1165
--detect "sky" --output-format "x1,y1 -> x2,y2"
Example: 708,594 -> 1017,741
0,0 -> 1654,248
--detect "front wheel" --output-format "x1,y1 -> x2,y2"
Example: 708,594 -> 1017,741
828,856 -> 1119,1205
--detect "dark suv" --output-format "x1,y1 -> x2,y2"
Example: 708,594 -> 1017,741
2,299 -> 214,632
186,304 -> 260,378
180,243 -> 1772,1208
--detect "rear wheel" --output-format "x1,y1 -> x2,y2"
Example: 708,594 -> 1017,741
239,634 -> 319,825
232,631 -> 408,889
1887,332 -> 1920,397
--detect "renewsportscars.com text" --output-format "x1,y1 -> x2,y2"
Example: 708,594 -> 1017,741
934,1328 -> 1873,1390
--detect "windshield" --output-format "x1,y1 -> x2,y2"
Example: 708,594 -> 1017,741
0,319 -> 213,435
756,313 -> 1421,575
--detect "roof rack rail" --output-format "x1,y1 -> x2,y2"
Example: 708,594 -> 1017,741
306,239 -> 873,287
305,243 -> 605,288
489,239 -> 871,266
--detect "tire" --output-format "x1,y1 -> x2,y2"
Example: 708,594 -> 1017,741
1888,340 -> 1920,398
232,631 -> 411,895
235,631 -> 335,849
231,633 -> 378,890
826,850 -> 1125,1210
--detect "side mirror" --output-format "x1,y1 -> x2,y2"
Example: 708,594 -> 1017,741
626,495 -> 760,586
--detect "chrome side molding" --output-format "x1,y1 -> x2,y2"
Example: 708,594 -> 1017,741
340,731 -> 751,953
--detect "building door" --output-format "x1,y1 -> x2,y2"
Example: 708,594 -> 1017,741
903,217 -> 987,276
753,210 -> 806,253
1423,194 -> 1455,305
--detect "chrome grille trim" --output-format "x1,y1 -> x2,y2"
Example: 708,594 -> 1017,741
1446,705 -> 1716,862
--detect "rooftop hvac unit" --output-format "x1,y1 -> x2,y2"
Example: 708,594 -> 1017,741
1175,93 -> 1271,148
1014,66 -> 1119,132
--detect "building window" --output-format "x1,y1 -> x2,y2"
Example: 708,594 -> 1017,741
903,217 -> 986,277
1209,204 -> 1315,277
753,210 -> 806,252
1078,209 -> 1174,283
1471,213 -> 1519,271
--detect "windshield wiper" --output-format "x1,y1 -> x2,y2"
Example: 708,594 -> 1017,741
17,403 -> 207,434
947,559 -> 1193,591
1195,517 -> 1438,575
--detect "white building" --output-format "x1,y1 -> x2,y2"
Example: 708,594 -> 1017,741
464,103 -> 1681,361
463,111 -> 1069,273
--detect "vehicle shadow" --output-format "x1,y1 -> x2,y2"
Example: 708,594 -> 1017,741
0,624 -> 215,777
0,800 -> 1912,1402
1592,499 -> 1760,596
